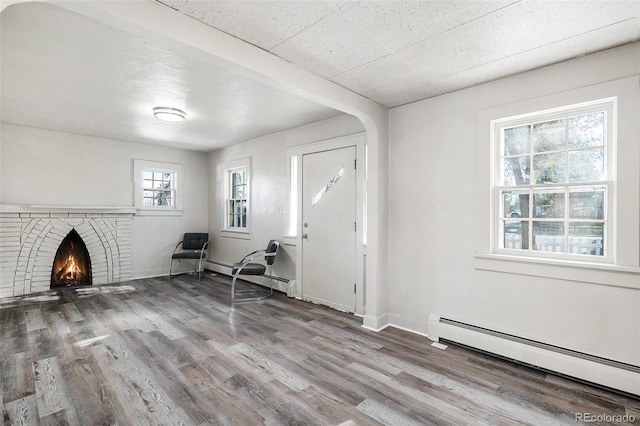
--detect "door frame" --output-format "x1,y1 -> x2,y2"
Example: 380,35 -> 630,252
284,132 -> 367,315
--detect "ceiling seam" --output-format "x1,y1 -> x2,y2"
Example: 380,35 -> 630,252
327,0 -> 525,81
267,3 -> 339,53
385,0 -> 524,56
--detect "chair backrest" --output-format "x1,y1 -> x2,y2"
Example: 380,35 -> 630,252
265,240 -> 279,265
183,233 -> 209,250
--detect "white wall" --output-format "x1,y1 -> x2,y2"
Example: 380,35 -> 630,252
0,124 -> 209,278
388,42 -> 640,366
206,114 -> 364,285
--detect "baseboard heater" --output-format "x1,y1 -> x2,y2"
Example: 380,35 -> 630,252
428,314 -> 640,397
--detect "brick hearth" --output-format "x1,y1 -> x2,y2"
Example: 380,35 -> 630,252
0,206 -> 133,298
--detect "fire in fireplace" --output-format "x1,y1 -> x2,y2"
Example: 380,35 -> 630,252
51,229 -> 92,287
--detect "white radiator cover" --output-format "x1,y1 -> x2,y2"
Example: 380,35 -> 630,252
428,314 -> 639,396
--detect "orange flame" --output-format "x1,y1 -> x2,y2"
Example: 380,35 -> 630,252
58,253 -> 82,281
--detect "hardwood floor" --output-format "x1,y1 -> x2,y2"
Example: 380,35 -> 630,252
1,273 -> 638,425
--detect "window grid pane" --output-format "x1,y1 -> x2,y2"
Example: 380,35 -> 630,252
142,169 -> 175,208
227,168 -> 248,229
533,119 -> 565,152
568,112 -> 604,148
497,105 -> 609,258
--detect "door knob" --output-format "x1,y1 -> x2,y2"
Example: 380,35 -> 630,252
302,233 -> 308,239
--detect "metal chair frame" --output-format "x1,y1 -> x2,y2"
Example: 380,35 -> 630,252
169,233 -> 209,280
231,240 -> 279,305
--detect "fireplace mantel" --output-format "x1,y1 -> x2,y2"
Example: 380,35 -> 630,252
0,204 -> 136,214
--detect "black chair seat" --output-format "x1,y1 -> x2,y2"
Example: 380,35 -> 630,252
173,252 -> 203,260
232,262 -> 266,275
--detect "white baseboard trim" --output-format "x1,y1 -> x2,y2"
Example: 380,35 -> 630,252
362,313 -> 389,332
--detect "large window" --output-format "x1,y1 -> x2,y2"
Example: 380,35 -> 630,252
222,158 -> 251,233
493,99 -> 615,262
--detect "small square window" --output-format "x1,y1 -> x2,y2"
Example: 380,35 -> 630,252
134,160 -> 183,216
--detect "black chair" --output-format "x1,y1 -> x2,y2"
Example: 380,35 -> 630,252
231,240 -> 279,304
169,233 -> 209,280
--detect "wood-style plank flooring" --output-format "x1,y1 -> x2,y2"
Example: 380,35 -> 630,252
1,273 -> 638,425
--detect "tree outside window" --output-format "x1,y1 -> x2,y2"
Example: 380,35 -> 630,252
142,171 -> 175,207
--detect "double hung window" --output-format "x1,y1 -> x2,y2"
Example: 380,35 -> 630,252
222,158 -> 251,233
227,168 -> 248,229
493,99 -> 614,261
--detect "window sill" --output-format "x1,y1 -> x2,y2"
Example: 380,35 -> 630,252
475,253 -> 640,290
136,208 -> 183,216
221,229 -> 251,240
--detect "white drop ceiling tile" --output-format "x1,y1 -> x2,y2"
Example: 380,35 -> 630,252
179,0 -> 335,51
331,54 -> 425,100
326,1 -> 356,11
270,11 -> 390,79
395,40 -> 469,81
373,82 -> 445,108
339,0 -> 515,52
434,19 -> 640,94
398,0 -> 639,80
433,55 -> 553,96
508,0 -> 640,43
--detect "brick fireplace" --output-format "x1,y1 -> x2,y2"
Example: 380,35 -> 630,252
0,205 -> 134,298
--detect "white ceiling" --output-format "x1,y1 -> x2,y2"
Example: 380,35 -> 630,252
0,2 -> 344,151
164,0 -> 640,106
1,1 -> 639,151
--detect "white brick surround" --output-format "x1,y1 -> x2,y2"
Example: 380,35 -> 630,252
0,206 -> 134,298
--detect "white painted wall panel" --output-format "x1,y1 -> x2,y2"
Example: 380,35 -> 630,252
388,42 -> 640,367
0,124 -> 209,279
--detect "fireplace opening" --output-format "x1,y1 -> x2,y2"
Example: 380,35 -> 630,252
51,229 -> 92,287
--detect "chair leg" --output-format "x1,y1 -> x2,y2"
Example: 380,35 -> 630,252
231,274 -> 238,305
266,266 -> 274,298
231,273 -> 274,306
171,259 -> 205,280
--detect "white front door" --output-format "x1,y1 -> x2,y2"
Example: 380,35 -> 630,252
301,146 -> 356,312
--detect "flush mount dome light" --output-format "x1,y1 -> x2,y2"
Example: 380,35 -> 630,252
153,107 -> 187,122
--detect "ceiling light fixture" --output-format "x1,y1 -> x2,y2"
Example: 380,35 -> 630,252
153,107 -> 187,122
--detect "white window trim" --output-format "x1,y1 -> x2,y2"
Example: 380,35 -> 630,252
221,157 -> 251,239
133,159 -> 184,216
475,77 -> 640,288
491,98 -> 615,264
